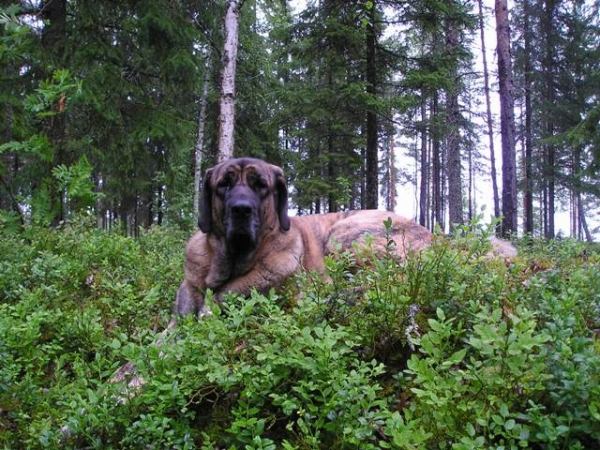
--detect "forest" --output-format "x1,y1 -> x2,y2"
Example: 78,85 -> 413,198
1,0 -> 599,237
1,0 -> 600,448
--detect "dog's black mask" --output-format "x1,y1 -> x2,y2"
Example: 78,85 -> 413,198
223,184 -> 261,256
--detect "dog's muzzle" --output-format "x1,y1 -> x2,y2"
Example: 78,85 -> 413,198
225,189 -> 260,255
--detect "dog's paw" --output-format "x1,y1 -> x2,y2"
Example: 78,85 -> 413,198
198,304 -> 213,319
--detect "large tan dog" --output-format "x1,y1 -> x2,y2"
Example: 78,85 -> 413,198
109,157 -> 514,397
174,157 -> 435,317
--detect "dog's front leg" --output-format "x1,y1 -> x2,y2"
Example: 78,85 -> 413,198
215,252 -> 301,301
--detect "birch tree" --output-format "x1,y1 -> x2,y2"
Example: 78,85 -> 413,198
218,0 -> 244,162
194,53 -> 212,220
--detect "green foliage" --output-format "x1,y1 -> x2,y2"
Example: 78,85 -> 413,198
24,69 -> 83,118
400,305 -> 551,448
567,103 -> 600,171
52,156 -> 104,213
2,0 -> 599,231
0,1 -> 203,228
0,6 -> 35,63
1,221 -> 599,448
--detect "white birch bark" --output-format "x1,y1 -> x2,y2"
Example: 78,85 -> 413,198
217,0 -> 242,162
193,52 -> 211,219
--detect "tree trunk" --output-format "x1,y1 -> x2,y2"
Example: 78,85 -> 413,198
41,0 -> 68,225
217,0 -> 243,162
431,95 -> 444,229
445,3 -> 463,229
418,101 -> 429,228
0,97 -> 23,222
544,129 -> 556,238
446,97 -> 462,228
156,184 -> 163,226
542,0 -> 556,238
326,69 -> 337,213
194,52 -> 212,220
578,194 -> 593,242
365,0 -> 378,209
522,0 -> 534,235
468,119 -> 474,222
136,190 -> 152,230
478,0 -> 501,230
495,0 -> 518,237
387,134 -> 397,212
41,0 -> 67,55
572,146 -> 591,241
327,128 -> 337,213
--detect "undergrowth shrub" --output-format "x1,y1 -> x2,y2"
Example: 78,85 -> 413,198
0,220 -> 187,448
395,304 -> 551,449
1,219 -> 599,448
520,263 -> 600,447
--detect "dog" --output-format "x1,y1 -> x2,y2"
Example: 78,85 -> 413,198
175,157 -> 444,317
106,157 -> 515,401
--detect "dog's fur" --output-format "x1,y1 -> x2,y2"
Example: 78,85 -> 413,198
175,157 -> 517,317
175,157 -> 440,316
106,157 -> 514,400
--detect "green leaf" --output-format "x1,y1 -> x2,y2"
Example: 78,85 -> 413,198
504,419 -> 516,431
444,348 -> 467,367
466,422 -> 476,437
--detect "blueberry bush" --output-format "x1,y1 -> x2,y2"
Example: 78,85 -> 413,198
1,219 -> 599,448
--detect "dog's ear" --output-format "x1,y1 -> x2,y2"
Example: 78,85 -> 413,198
198,168 -> 213,233
272,166 -> 290,231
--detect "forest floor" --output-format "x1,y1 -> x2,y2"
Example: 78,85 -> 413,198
1,218 -> 599,449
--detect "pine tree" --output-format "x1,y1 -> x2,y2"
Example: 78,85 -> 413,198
277,0 -> 383,212
365,0 -> 379,210
392,0 -> 475,231
512,0 -> 600,237
445,0 -> 464,228
495,0 -> 518,237
0,1 -> 204,230
478,0 -> 501,229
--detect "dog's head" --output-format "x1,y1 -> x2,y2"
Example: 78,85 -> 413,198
198,158 -> 290,256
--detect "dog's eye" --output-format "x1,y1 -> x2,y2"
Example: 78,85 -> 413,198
248,174 -> 268,191
253,178 -> 268,190
217,177 -> 232,195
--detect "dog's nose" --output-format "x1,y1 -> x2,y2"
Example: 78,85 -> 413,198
231,202 -> 253,218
